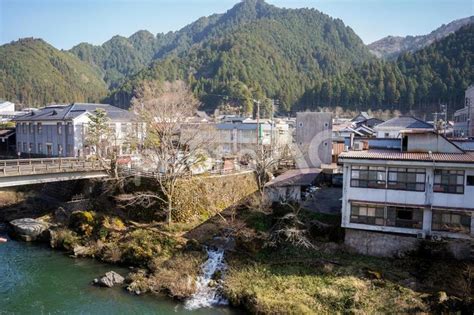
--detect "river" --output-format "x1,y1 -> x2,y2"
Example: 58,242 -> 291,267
0,233 -> 237,315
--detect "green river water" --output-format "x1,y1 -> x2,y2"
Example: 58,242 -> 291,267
0,233 -> 238,315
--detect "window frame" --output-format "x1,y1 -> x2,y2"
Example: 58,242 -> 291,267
350,165 -> 387,189
350,202 -> 424,229
433,169 -> 464,194
387,167 -> 426,192
432,209 -> 471,234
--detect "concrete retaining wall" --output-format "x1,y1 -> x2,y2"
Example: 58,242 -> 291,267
345,229 -> 471,260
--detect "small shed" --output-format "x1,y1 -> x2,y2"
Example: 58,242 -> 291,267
265,168 -> 321,202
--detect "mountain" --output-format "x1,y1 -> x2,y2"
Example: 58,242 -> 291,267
0,38 -> 108,106
105,0 -> 374,111
70,30 -> 162,88
368,16 -> 473,59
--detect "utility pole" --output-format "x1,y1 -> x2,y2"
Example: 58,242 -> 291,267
255,99 -> 261,149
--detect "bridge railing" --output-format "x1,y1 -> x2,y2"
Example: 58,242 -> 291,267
0,158 -> 105,177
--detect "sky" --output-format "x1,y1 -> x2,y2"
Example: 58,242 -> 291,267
0,0 -> 472,49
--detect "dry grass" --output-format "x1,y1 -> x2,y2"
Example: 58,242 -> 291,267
150,251 -> 206,300
224,256 -> 427,314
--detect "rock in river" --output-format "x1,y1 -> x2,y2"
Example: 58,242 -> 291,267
10,218 -> 48,242
94,271 -> 125,288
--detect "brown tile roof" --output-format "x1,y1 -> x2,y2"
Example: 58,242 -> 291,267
339,150 -> 474,164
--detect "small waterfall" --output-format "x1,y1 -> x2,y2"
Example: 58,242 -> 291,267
184,248 -> 228,310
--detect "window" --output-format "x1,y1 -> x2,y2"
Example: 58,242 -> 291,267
121,123 -> 128,134
22,123 -> 26,134
386,206 -> 423,229
29,123 -> 34,134
388,168 -> 425,191
298,122 -> 303,128
38,143 -> 43,154
466,175 -> 474,186
432,209 -> 471,234
57,123 -> 62,135
37,123 -> 42,134
350,203 -> 424,229
58,144 -> 63,155
22,142 -> 27,152
350,203 -> 385,226
433,169 -> 464,194
351,166 -> 386,189
384,133 -> 389,137
67,122 -> 73,134
29,143 -> 33,153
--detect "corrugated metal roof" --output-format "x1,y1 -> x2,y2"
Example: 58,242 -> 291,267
374,115 -> 433,130
265,168 -> 321,187
453,140 -> 474,152
339,150 -> 474,163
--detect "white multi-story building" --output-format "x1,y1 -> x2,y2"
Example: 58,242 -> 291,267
14,103 -> 140,157
453,85 -> 474,138
339,130 -> 473,258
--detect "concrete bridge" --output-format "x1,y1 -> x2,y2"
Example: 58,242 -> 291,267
0,158 -> 108,188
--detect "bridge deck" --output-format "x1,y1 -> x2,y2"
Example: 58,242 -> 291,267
0,158 -> 105,177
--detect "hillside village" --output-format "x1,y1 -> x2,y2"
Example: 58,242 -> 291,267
0,0 -> 473,314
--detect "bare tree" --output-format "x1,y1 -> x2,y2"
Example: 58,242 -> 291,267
118,80 -> 211,225
266,202 -> 314,249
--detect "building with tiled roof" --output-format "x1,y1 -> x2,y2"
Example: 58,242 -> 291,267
14,103 -> 139,157
339,130 -> 473,259
374,115 -> 434,138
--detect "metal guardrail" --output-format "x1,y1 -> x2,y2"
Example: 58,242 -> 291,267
0,158 -> 105,177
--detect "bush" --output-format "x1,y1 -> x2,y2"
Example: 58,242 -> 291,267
120,229 -> 162,265
102,216 -> 126,231
100,242 -> 122,263
50,228 -> 79,251
69,211 -> 96,236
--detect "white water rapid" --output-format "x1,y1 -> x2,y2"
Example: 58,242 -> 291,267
184,248 -> 229,310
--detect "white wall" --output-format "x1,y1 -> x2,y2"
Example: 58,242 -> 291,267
341,160 -> 474,239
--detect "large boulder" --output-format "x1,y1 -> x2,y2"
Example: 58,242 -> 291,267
94,271 -> 125,288
10,218 -> 49,242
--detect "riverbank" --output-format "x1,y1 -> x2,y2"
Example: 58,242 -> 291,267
3,191 -> 473,313
0,232 -> 233,314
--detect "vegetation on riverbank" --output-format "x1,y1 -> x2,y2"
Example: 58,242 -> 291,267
4,182 -> 473,313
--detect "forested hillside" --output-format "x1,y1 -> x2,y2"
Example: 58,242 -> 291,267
107,2 -> 473,114
298,24 -> 473,112
105,0 -> 374,112
368,16 -> 473,59
1,0 -> 471,113
0,38 -> 108,106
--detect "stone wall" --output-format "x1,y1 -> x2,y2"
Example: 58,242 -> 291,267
345,229 -> 472,260
173,171 -> 258,222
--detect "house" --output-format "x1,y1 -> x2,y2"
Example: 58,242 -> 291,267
374,115 -> 433,138
14,103 -> 139,157
296,112 -> 332,168
351,111 -> 384,128
339,130 -> 474,259
265,168 -> 321,202
181,117 -> 292,158
453,85 -> 474,138
0,100 -> 15,113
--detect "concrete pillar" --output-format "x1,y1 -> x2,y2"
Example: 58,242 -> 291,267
423,207 -> 432,236
341,164 -> 350,227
